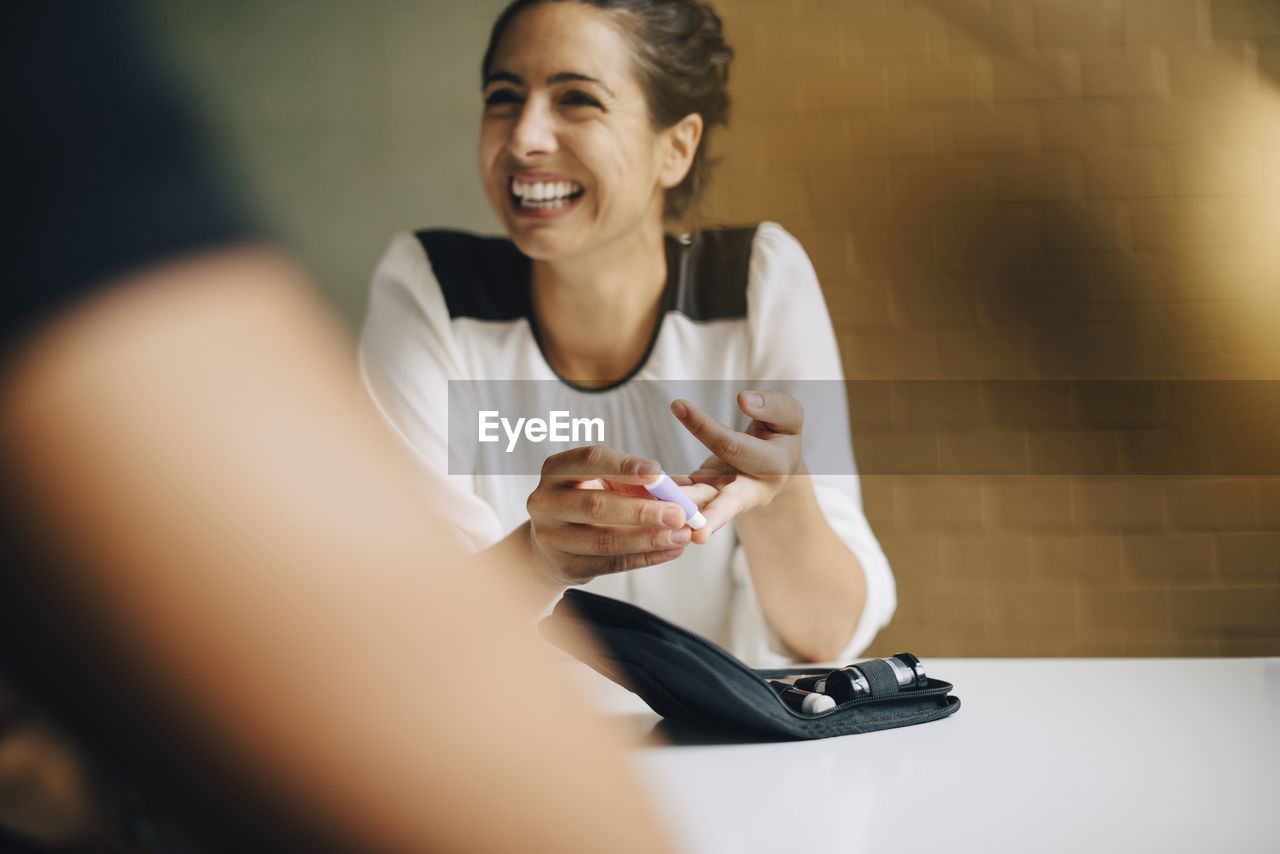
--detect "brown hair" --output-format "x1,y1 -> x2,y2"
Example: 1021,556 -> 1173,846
482,0 -> 733,222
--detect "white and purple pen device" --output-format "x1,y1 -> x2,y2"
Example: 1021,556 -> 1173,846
643,472 -> 707,530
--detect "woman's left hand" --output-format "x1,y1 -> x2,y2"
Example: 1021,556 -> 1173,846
669,390 -> 804,544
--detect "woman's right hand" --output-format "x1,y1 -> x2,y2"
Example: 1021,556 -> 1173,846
525,445 -> 709,586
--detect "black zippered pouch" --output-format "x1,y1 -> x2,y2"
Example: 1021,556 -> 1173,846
541,588 -> 960,740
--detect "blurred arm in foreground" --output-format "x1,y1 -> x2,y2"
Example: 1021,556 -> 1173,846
0,2 -> 670,851
0,248 -> 670,854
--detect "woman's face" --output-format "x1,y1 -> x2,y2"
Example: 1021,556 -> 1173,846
479,2 -> 680,262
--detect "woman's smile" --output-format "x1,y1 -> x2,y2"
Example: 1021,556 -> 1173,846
508,173 -> 586,218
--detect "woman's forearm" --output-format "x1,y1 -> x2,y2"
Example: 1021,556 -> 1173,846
734,466 -> 867,662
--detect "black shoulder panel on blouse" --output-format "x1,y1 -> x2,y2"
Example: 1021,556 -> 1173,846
415,229 -> 532,321
662,226 -> 757,322
416,225 -> 758,323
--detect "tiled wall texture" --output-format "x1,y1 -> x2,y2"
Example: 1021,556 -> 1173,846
700,0 -> 1280,656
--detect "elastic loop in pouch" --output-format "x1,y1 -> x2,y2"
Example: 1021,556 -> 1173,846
855,658 -> 902,698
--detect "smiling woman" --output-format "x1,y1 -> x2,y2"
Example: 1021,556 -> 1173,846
359,0 -> 896,666
478,0 -> 715,261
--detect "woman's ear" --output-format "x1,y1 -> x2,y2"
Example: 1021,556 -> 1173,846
658,113 -> 704,189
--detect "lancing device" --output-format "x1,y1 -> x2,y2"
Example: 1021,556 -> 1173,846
769,681 -> 836,715
643,471 -> 707,530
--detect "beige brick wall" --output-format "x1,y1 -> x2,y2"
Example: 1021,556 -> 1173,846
702,0 -> 1280,656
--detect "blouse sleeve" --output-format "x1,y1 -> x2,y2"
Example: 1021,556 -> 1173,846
728,222 -> 897,665
358,233 -> 506,551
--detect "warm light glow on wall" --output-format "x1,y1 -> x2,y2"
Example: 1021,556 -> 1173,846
703,0 -> 1280,656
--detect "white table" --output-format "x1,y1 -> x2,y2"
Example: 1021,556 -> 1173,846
570,657 -> 1280,854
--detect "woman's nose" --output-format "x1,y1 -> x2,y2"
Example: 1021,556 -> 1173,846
508,98 -> 557,159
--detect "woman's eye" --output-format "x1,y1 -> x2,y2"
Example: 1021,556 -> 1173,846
560,90 -> 602,109
484,89 -> 521,107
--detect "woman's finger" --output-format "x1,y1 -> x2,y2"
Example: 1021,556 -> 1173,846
560,546 -> 688,580
657,475 -> 718,508
686,479 -> 765,544
682,482 -> 719,507
688,471 -> 734,491
670,398 -> 770,470
552,522 -> 693,558
540,444 -> 662,485
737,389 -> 804,434
530,487 -> 689,529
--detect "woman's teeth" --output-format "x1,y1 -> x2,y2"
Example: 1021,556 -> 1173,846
511,178 -> 583,209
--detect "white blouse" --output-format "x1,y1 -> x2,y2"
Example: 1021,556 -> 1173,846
359,221 -> 895,666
